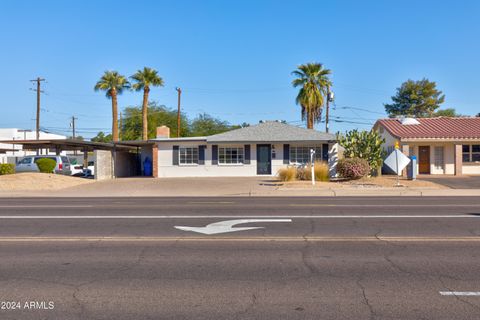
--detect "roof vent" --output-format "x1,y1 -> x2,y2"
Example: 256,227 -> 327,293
398,117 -> 420,125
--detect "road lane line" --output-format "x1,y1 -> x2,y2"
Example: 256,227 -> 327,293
1,237 -> 480,242
289,204 -> 480,207
0,215 -> 477,219
187,201 -> 236,204
440,291 -> 480,296
0,205 -> 93,208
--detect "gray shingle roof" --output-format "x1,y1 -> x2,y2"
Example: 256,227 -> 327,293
206,121 -> 336,143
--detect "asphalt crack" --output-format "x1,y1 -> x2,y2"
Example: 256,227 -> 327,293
356,279 -> 376,320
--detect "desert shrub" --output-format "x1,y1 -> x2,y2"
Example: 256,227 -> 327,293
0,164 -> 15,175
277,167 -> 296,181
296,161 -> 330,181
337,158 -> 370,180
35,158 -> 57,173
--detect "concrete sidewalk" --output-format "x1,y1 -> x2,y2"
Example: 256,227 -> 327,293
1,176 -> 480,197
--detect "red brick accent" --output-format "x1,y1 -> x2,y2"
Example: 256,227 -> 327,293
454,144 -> 463,176
156,126 -> 170,138
152,144 -> 159,178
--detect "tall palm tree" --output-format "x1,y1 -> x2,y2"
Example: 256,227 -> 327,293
94,71 -> 130,141
130,67 -> 165,140
292,63 -> 332,129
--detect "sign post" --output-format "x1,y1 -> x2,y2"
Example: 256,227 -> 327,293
310,149 -> 315,186
395,141 -> 400,186
384,143 -> 411,187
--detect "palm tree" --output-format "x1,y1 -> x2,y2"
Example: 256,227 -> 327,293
130,67 -> 165,140
94,71 -> 130,141
292,63 -> 332,129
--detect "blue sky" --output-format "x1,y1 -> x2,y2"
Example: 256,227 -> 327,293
1,0 -> 479,138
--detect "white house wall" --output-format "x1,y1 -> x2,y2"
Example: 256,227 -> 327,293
156,141 -> 337,178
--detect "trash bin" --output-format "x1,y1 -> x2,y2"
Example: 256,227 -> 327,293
407,155 -> 416,180
143,157 -> 152,176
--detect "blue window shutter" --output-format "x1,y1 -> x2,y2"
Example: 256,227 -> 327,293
244,145 -> 251,164
198,145 -> 206,165
172,145 -> 179,165
322,144 -> 329,161
283,144 -> 290,164
212,145 -> 218,164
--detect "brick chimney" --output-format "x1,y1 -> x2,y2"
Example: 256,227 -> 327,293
156,126 -> 170,138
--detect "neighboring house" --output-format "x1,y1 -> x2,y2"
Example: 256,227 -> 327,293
0,128 -> 66,159
373,117 -> 480,175
146,121 -> 338,178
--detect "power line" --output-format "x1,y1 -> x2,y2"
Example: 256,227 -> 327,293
335,105 -> 385,115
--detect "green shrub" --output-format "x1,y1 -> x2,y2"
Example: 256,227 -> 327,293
297,161 -> 330,181
277,167 -> 296,181
337,158 -> 370,180
35,158 -> 57,173
0,164 -> 15,175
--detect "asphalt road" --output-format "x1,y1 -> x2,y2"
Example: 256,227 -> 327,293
1,197 -> 480,319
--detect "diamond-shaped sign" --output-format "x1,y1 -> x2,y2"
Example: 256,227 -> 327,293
384,149 -> 410,175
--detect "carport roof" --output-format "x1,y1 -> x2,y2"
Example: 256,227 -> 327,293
0,139 -> 136,151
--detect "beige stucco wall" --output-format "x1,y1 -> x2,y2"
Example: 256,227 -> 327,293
377,125 -> 457,175
156,141 -> 338,178
463,165 -> 480,175
405,142 -> 455,175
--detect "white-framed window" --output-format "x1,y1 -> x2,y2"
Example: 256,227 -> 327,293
179,147 -> 199,165
219,147 -> 244,164
434,146 -> 444,170
290,146 -> 323,164
463,144 -> 480,163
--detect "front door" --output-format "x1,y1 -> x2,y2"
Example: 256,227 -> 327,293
256,144 -> 271,175
418,146 -> 431,174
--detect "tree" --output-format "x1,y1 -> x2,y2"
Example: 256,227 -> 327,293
91,131 -> 112,143
190,113 -> 240,136
120,103 -> 189,140
67,136 -> 84,141
434,108 -> 463,117
130,67 -> 165,140
292,63 -> 332,129
476,113 -> 480,117
94,71 -> 130,141
337,129 -> 386,173
384,79 -> 445,117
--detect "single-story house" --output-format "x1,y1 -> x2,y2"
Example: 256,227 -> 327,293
373,117 -> 480,175
147,121 -> 338,178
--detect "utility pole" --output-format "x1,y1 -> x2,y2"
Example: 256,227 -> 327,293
71,116 -> 78,155
71,116 -> 77,140
30,77 -> 45,140
325,88 -> 334,133
176,87 -> 182,137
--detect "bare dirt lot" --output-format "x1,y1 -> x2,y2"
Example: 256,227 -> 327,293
0,173 -> 94,191
281,175 -> 447,189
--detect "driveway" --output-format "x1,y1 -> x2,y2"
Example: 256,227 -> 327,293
420,175 -> 480,189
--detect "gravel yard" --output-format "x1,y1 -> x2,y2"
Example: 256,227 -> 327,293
280,175 -> 447,189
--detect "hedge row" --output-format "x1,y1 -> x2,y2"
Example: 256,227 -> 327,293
0,164 -> 15,175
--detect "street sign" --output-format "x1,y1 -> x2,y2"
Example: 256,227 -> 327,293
384,149 -> 410,175
175,219 -> 292,235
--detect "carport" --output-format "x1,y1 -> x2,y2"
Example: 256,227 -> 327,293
0,139 -> 138,180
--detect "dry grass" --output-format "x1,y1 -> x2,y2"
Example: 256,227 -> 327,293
0,172 -> 94,191
278,162 -> 330,182
277,167 -> 297,181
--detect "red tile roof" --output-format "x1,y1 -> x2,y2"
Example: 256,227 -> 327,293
375,117 -> 480,140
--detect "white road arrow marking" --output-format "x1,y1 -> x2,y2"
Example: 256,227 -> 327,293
174,219 -> 292,235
